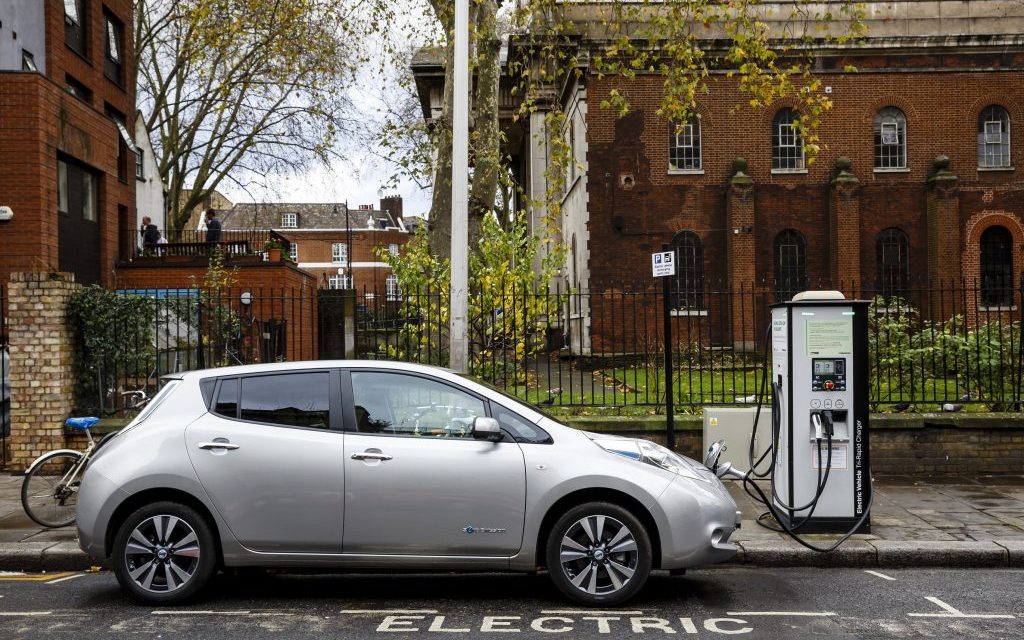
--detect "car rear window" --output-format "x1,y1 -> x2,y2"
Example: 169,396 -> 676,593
238,372 -> 330,429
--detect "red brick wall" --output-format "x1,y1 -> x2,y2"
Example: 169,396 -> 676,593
278,229 -> 410,292
585,66 -> 1024,292
0,0 -> 135,288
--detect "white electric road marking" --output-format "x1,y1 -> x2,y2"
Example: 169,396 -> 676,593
726,611 -> 836,617
908,597 -> 1015,619
341,609 -> 439,615
864,570 -> 896,581
541,610 -> 645,615
0,611 -> 53,616
46,573 -> 85,585
151,610 -> 252,616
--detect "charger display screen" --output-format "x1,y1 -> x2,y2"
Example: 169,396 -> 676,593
813,360 -> 834,375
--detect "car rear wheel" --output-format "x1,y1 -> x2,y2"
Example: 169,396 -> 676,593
545,501 -> 652,606
112,501 -> 217,605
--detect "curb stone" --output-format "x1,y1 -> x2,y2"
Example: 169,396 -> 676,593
736,539 -> 878,567
0,542 -> 56,572
870,540 -> 1008,568
993,540 -> 1024,568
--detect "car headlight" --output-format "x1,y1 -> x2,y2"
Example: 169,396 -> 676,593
636,440 -> 715,483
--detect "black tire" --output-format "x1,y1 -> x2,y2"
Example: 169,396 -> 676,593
21,451 -> 84,528
545,501 -> 652,606
112,501 -> 218,605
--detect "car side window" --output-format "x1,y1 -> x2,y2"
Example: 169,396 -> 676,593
214,378 -> 239,418
238,372 -> 330,429
492,405 -> 552,444
351,372 -> 486,438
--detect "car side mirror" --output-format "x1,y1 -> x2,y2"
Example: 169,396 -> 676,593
472,417 -> 503,442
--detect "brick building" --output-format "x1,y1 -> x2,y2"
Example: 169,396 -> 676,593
415,0 -> 1024,353
219,197 -> 413,296
0,0 -> 136,286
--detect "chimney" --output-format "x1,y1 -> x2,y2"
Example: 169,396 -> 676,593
380,195 -> 404,224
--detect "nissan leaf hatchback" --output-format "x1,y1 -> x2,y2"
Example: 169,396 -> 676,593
76,361 -> 740,605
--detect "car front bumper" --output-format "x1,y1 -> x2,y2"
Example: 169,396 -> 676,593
656,476 -> 740,570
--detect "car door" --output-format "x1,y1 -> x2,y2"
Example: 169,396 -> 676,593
185,370 -> 345,553
342,370 -> 526,556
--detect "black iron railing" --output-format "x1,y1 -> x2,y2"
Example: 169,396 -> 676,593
121,227 -> 291,261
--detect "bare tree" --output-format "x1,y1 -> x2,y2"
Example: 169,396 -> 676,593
135,0 -> 392,230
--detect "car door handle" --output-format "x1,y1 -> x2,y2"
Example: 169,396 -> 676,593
198,442 -> 240,451
351,452 -> 392,461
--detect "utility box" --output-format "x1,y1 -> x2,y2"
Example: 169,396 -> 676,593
703,407 -> 768,478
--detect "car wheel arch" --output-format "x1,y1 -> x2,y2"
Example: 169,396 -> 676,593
535,488 -> 662,570
105,488 -> 223,564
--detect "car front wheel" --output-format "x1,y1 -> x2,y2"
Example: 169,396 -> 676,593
545,501 -> 652,606
111,501 -> 217,605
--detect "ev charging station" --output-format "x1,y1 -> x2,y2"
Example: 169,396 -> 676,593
770,291 -> 872,533
704,290 -> 873,548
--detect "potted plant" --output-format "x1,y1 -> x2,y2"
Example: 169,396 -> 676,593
264,240 -> 285,262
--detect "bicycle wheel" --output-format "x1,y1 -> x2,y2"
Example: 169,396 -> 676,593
21,450 -> 84,528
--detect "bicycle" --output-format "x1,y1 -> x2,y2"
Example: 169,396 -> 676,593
21,389 -> 150,528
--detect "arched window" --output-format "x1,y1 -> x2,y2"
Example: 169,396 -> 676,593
669,117 -> 702,171
874,107 -> 907,170
774,229 -> 806,301
670,230 -> 703,309
978,105 -> 1011,169
772,109 -> 804,171
876,228 -> 910,301
980,225 -> 1013,307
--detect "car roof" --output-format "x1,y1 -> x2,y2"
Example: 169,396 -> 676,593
168,360 -> 456,381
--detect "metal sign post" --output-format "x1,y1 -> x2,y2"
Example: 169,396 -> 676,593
652,247 -> 676,450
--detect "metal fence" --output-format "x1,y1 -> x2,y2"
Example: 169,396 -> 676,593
120,227 -> 292,260
64,278 -> 1024,416
351,277 -> 1024,410
1,284 -> 8,466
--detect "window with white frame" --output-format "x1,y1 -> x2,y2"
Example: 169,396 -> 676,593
669,117 -> 702,171
289,243 -> 298,262
386,274 -> 400,300
978,105 -> 1011,169
772,109 -> 805,171
388,243 -> 399,256
328,274 -> 352,289
332,242 -> 347,264
874,107 -> 907,170
282,212 -> 297,228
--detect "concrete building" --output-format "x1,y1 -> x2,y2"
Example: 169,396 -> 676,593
414,0 -> 1024,353
0,0 -> 136,286
219,197 -> 413,294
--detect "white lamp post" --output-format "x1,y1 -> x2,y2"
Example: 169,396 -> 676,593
449,0 -> 470,373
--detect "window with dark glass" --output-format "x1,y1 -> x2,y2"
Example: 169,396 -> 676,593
980,225 -> 1014,307
978,105 -> 1011,169
64,0 -> 85,56
772,109 -> 805,171
774,229 -> 806,301
669,230 -> 703,309
65,74 -> 92,103
106,106 -> 133,181
351,372 -> 486,438
239,372 -> 330,428
104,13 -> 124,85
214,378 -> 239,418
669,117 -> 702,171
876,228 -> 910,301
57,159 -> 97,222
874,107 -> 907,170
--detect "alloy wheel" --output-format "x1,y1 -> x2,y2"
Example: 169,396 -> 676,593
558,515 -> 639,595
123,515 -> 202,593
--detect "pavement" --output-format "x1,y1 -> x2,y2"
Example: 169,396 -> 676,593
1,472 -> 1023,572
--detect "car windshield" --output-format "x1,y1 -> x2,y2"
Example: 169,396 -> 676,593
458,374 -> 562,424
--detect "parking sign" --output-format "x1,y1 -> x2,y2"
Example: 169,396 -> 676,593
652,250 -> 676,277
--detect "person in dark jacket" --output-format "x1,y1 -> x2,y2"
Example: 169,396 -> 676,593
140,216 -> 160,253
205,209 -> 222,249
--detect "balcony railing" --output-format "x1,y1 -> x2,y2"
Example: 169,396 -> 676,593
122,228 -> 291,261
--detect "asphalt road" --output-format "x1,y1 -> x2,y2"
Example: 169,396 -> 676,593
1,567 -> 1022,639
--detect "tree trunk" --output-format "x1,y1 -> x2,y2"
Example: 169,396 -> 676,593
427,40 -> 455,260
467,0 -> 502,249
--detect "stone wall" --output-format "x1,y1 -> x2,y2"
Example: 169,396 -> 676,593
6,272 -> 78,471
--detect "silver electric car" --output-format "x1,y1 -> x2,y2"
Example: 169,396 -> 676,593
76,361 -> 739,605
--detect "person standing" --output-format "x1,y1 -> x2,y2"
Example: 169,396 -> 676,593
204,209 -> 222,250
140,216 -> 160,253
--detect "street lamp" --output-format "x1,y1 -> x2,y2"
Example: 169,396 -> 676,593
449,0 -> 469,372
334,202 -> 352,289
